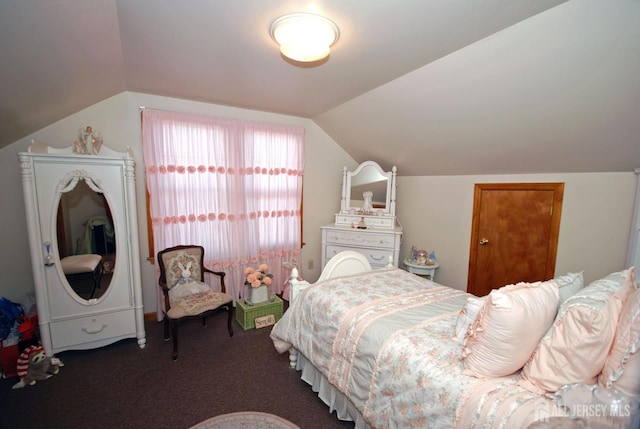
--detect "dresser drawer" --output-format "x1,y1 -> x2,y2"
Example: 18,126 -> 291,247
49,309 -> 136,350
326,245 -> 393,268
324,229 -> 397,249
335,214 -> 395,229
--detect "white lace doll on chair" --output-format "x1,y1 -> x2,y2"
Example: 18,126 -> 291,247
168,261 -> 209,300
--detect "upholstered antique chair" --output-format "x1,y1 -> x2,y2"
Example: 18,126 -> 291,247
157,245 -> 233,360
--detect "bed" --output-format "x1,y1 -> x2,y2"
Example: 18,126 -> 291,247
270,251 -> 640,429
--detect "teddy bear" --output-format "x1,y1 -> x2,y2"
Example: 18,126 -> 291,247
12,345 -> 63,389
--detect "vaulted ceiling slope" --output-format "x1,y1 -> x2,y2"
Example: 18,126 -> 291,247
1,0 -> 638,175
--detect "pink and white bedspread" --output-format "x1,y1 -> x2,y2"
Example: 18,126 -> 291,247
271,268 -> 557,429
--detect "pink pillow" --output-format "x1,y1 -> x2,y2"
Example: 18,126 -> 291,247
520,268 -> 635,394
461,280 -> 559,378
600,277 -> 640,396
610,351 -> 640,397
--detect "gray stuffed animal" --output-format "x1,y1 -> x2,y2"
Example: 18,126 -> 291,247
12,345 -> 63,389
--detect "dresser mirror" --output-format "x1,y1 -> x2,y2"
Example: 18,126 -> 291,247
335,161 -> 397,230
348,163 -> 389,212
56,175 -> 115,302
341,161 -> 397,217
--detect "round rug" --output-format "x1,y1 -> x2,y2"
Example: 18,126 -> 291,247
190,411 -> 300,429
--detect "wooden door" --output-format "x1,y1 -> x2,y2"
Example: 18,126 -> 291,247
467,183 -> 564,296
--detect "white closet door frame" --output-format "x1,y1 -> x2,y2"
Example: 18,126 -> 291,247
626,168 -> 640,270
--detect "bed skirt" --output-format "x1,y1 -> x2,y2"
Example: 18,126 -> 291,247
295,352 -> 372,429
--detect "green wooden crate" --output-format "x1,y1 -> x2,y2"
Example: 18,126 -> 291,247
236,296 -> 283,330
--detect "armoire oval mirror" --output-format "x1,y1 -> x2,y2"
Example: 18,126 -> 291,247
56,178 -> 116,301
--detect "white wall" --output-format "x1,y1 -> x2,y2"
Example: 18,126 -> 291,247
397,172 -> 637,291
1,92 -> 353,310
1,92 -> 637,314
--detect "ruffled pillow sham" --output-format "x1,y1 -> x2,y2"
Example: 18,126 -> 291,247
599,268 -> 639,396
461,280 -> 559,378
519,268 -> 636,394
555,272 -> 584,309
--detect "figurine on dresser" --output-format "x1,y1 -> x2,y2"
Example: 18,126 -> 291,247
321,161 -> 402,270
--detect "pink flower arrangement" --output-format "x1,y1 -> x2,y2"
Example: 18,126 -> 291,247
244,264 -> 273,288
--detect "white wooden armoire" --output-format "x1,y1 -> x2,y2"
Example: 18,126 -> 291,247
18,141 -> 146,356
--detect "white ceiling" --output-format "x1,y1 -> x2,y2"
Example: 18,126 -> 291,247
1,0 -> 639,175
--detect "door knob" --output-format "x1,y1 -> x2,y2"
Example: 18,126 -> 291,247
480,238 -> 489,245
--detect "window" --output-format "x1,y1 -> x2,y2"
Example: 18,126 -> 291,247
142,109 -> 304,300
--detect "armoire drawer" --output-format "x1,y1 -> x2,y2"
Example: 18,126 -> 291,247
324,229 -> 397,249
325,245 -> 394,268
49,309 -> 136,350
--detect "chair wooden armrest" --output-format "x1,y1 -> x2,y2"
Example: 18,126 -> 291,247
159,279 -> 172,312
203,268 -> 227,293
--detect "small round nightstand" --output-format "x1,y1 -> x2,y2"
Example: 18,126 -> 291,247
403,258 -> 440,281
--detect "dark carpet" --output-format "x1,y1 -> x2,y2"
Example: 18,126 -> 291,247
0,311 -> 355,429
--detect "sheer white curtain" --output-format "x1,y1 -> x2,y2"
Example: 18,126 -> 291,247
142,109 -> 304,312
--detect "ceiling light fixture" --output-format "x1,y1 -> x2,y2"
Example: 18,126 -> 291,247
270,13 -> 340,62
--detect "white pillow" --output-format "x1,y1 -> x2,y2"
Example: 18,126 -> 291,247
520,268 -> 635,394
461,280 -> 559,378
555,272 -> 584,309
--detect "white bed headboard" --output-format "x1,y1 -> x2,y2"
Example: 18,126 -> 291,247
288,251 -> 375,302
317,251 -> 372,281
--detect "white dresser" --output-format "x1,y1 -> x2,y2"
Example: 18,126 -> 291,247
322,161 -> 402,270
321,224 -> 402,269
